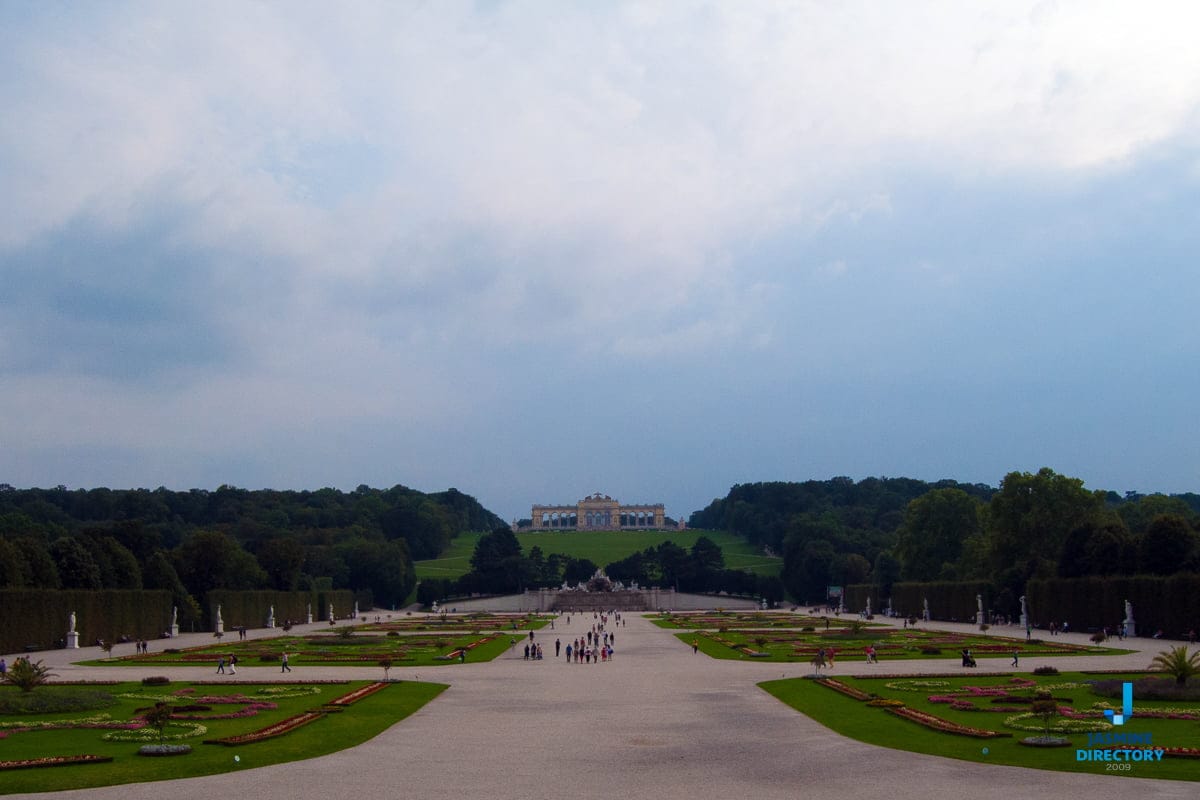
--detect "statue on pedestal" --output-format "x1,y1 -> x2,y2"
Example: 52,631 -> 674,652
922,596 -> 930,621
66,611 -> 80,649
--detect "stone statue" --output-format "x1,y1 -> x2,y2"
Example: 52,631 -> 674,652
171,606 -> 178,627
922,596 -> 930,621
65,611 -> 80,649
1020,595 -> 1027,618
328,603 -> 335,622
976,594 -> 983,614
1124,599 -> 1133,622
267,605 -> 276,628
865,596 -> 872,616
217,604 -> 223,624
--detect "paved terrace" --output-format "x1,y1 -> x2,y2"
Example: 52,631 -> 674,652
7,613 -> 1196,800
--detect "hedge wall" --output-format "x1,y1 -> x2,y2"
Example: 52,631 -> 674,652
845,581 -> 993,623
1026,575 -> 1200,637
0,590 -> 171,655
204,589 -> 356,631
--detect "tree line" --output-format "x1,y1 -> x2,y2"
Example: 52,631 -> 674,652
417,528 -> 785,605
0,484 -> 503,624
690,470 -> 1200,609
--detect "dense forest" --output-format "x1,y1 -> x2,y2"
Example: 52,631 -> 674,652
0,484 -> 503,623
690,470 -> 1200,605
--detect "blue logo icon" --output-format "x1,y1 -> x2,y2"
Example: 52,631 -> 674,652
1104,682 -> 1133,725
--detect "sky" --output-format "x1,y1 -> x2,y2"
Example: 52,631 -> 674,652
2,1 -> 1199,524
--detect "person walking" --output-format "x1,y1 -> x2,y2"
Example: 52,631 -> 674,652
692,639 -> 699,654
555,638 -> 561,657
281,652 -> 292,672
1011,648 -> 1019,667
228,654 -> 237,675
216,656 -> 226,674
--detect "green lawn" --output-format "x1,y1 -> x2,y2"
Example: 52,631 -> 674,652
761,672 -> 1200,781
415,528 -> 780,582
0,679 -> 446,794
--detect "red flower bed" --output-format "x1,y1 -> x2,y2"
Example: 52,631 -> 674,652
815,678 -> 872,701
204,711 -> 324,746
885,707 -> 1011,738
326,682 -> 388,707
0,755 -> 113,770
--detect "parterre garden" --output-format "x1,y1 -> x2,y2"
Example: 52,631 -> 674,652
0,678 -> 446,794
81,614 -> 552,668
660,613 -> 1127,662
761,670 -> 1200,781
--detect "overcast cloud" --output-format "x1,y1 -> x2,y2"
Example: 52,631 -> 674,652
2,1 -> 1198,521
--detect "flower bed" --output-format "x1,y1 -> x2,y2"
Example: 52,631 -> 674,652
0,755 -> 113,770
203,710 -> 324,746
886,707 -> 1012,738
815,678 -> 871,701
326,682 -> 388,707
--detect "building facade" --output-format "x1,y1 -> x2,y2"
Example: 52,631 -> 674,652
531,492 -> 665,530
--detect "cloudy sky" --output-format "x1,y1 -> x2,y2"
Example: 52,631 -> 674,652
2,1 -> 1198,522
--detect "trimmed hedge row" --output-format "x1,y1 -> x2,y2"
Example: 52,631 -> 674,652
844,581 -> 991,623
1026,575 -> 1200,638
204,589 -> 356,631
0,590 -> 171,654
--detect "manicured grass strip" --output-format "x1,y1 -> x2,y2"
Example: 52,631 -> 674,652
885,706 -> 1011,738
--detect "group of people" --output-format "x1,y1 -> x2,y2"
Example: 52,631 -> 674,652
215,654 -> 239,674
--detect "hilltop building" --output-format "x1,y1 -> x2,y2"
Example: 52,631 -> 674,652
529,492 -> 665,530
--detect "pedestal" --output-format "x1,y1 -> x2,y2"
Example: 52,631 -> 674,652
1019,613 -> 1027,630
66,631 -> 79,649
976,611 -> 984,626
1124,620 -> 1136,637
215,619 -> 224,634
170,624 -> 179,638
306,610 -> 313,624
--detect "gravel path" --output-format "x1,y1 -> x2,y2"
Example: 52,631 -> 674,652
10,613 -> 1196,799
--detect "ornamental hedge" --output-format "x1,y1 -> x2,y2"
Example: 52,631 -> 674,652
0,590 -> 171,654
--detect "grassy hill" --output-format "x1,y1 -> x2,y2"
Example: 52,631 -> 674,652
414,529 -> 780,583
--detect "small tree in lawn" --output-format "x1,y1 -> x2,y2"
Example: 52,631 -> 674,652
979,623 -> 990,635
1031,690 -> 1057,739
143,702 -> 175,745
99,639 -> 115,660
379,657 -> 393,681
1,658 -> 57,692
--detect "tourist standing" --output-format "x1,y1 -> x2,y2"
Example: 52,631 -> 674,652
555,638 -> 561,657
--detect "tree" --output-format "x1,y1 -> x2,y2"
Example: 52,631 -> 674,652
257,537 -> 305,591
1150,646 -> 1200,686
1137,515 -> 1198,575
895,488 -> 980,581
987,468 -> 1103,589
174,530 -> 267,597
1057,519 -> 1132,577
11,537 -> 60,588
0,537 -> 30,588
49,537 -> 101,589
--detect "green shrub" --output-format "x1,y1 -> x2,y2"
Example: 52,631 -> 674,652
141,676 -> 170,686
1032,666 -> 1059,676
259,653 -> 279,662
0,686 -> 115,714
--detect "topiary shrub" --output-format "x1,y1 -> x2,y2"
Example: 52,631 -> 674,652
259,653 -> 279,662
1032,666 -> 1059,676
141,676 -> 170,686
